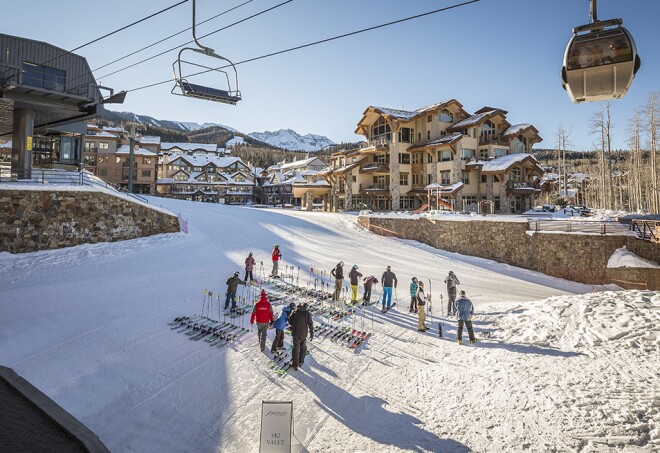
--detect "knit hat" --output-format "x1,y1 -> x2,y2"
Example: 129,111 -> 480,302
459,290 -> 466,296
234,271 -> 239,277
352,265 -> 358,269
387,265 -> 391,270
418,281 -> 425,287
261,289 -> 267,296
412,277 -> 417,282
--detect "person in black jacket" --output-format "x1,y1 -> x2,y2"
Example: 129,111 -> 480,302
224,272 -> 246,311
331,261 -> 344,304
287,303 -> 314,371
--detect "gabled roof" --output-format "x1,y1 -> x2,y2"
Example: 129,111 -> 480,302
479,153 -> 542,174
168,154 -> 245,169
115,145 -> 157,156
407,132 -> 464,151
161,142 -> 218,152
354,99 -> 467,135
475,106 -> 508,115
447,110 -> 509,132
503,123 -> 542,142
278,156 -> 328,171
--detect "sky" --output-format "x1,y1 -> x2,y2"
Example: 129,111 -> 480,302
2,0 -> 659,150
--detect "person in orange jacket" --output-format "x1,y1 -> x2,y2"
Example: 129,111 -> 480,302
271,245 -> 282,277
251,289 -> 275,351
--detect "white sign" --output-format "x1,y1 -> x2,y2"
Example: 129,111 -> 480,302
260,401 -> 293,453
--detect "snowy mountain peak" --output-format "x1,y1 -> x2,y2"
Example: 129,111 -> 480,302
248,129 -> 335,152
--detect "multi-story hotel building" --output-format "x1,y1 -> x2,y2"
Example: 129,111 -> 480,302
320,99 -> 543,213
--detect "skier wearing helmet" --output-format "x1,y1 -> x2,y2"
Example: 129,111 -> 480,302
409,277 -> 419,313
444,270 -> 461,315
271,302 -> 296,353
348,265 -> 363,305
380,265 -> 398,312
225,271 -> 246,311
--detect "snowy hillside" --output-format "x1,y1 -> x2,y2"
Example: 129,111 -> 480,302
102,110 -> 237,133
0,199 -> 657,452
248,129 -> 335,152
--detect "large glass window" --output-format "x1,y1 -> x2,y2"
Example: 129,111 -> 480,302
22,62 -> 66,92
461,148 -> 476,159
495,148 -> 508,157
439,109 -> 453,122
462,171 -> 470,184
398,127 -> 414,143
370,117 -> 391,142
439,150 -> 453,162
59,136 -> 81,163
399,173 -> 409,186
398,153 -> 410,164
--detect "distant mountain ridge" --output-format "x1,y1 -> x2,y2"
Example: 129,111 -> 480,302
102,109 -> 335,152
248,129 -> 335,152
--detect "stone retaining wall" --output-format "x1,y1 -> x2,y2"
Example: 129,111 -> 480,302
358,216 -> 660,289
0,188 -> 180,253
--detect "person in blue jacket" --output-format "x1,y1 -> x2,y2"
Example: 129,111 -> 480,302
456,290 -> 477,345
270,302 -> 296,353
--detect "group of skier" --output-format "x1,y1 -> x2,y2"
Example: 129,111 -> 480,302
249,288 -> 313,371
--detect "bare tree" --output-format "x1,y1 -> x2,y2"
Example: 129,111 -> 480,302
644,92 -> 659,212
590,103 -> 615,209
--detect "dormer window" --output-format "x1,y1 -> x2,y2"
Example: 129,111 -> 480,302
439,110 -> 453,122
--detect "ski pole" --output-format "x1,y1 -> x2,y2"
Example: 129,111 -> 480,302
201,289 -> 207,317
217,293 -> 221,322
208,291 -> 213,320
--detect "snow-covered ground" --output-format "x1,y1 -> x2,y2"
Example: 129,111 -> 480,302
0,198 -> 657,452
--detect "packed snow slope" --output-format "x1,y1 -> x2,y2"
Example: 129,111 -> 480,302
0,198 -> 658,452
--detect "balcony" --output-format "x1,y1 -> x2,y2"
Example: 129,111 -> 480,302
479,135 -> 509,146
359,161 -> 389,174
506,180 -> 540,194
360,183 -> 389,193
361,136 -> 391,151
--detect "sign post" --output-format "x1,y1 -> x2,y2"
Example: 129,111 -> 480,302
260,400 -> 293,453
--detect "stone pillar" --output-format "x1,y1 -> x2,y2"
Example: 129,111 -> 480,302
305,189 -> 313,211
390,142 -> 400,210
11,108 -> 35,180
345,175 -> 353,211
501,174 -> 512,213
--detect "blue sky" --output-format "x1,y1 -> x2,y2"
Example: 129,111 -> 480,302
3,0 -> 658,150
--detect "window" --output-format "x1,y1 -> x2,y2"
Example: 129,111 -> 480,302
142,170 -> 151,177
143,157 -> 152,165
440,171 -> 451,185
439,150 -> 453,162
194,166 -> 202,172
398,127 -> 414,143
411,153 -> 419,164
464,196 -> 477,205
59,136 -> 81,163
83,155 -> 97,167
512,137 -> 526,153
481,174 -> 488,183
376,154 -> 389,164
510,167 -> 522,182
98,156 -> 108,164
427,153 -> 433,163
412,174 -> 419,185
494,175 -> 502,183
99,169 -> 108,176
398,153 -> 410,164
494,196 -> 501,211
399,173 -> 408,186
370,117 -> 392,142
99,142 -> 109,150
479,149 -> 489,160
461,148 -> 476,160
495,148 -> 508,157
427,115 -> 432,122
418,132 -> 422,142
352,175 -> 356,182
207,166 -> 215,173
22,62 -> 66,92
84,142 -> 96,150
427,131 -> 431,140
427,174 -> 432,184
115,156 -> 123,164
439,109 -> 453,122
462,171 -> 470,185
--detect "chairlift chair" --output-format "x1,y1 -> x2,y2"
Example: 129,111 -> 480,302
171,0 -> 241,105
561,0 -> 640,103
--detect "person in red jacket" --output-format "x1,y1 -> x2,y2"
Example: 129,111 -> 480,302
271,245 -> 282,278
250,289 -> 275,351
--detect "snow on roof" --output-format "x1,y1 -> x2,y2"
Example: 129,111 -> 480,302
169,154 -> 244,169
408,132 -> 463,150
504,124 -> 533,136
0,140 -> 11,149
90,131 -> 120,138
140,136 -> 161,145
481,153 -> 535,172
371,106 -> 418,121
103,126 -> 126,133
607,246 -> 660,269
450,110 -> 496,129
161,142 -> 219,152
282,172 -> 307,185
116,145 -> 157,156
279,157 -> 326,171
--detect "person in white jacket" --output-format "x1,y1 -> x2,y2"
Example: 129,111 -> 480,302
455,290 -> 476,345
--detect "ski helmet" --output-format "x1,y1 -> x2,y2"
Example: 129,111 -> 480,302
234,271 -> 240,277
449,271 -> 454,275
353,265 -> 358,269
288,302 -> 296,310
339,261 -> 344,267
412,277 -> 417,282
249,252 -> 253,256
386,265 -> 391,270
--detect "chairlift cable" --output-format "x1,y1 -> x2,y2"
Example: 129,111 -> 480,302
125,0 -> 481,94
92,0 -> 255,74
40,0 -> 189,68
95,0 -> 294,82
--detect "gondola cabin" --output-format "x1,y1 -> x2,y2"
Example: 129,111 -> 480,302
562,18 -> 641,103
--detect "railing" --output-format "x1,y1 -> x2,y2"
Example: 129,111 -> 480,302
479,136 -> 509,146
527,219 -> 630,235
0,166 -> 149,204
630,220 -> 659,242
360,162 -> 389,172
361,183 -> 389,191
361,137 -> 390,148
